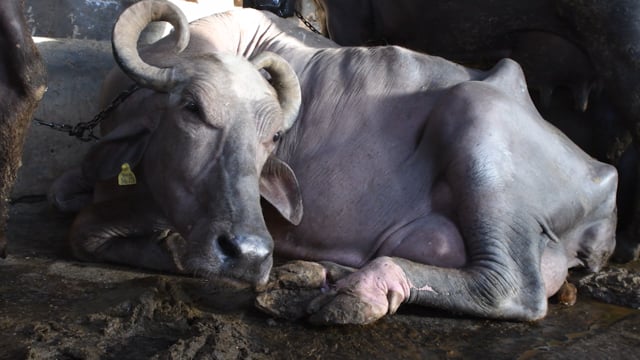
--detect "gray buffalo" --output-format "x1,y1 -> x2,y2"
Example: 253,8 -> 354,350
0,0 -> 47,257
254,0 -> 640,262
51,0 -> 617,324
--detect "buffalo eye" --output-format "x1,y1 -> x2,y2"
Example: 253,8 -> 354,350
184,100 -> 200,114
273,131 -> 283,143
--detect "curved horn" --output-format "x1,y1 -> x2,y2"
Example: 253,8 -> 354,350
112,0 -> 189,91
251,52 -> 302,130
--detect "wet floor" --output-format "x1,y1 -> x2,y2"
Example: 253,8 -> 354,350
1,201 -> 639,359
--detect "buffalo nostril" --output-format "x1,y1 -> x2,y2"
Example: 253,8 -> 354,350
213,233 -> 273,286
216,233 -> 272,262
217,234 -> 242,258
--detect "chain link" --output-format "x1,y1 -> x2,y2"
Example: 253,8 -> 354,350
33,84 -> 140,142
295,10 -> 322,35
36,11 -> 320,141
35,11 -> 320,142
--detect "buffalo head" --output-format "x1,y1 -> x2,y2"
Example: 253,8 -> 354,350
81,0 -> 302,287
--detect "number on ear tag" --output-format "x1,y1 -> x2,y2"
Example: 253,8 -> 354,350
117,163 -> 137,186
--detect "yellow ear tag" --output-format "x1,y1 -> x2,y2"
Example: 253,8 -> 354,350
117,163 -> 137,186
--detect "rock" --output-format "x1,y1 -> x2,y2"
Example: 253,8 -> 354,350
255,260 -> 328,320
256,288 -> 323,320
263,260 -> 327,290
577,267 -> 640,309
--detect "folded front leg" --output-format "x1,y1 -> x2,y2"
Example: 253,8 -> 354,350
308,257 -> 412,325
69,197 -> 185,273
307,247 -> 548,325
48,167 -> 94,213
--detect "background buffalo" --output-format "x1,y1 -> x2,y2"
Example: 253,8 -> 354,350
248,0 -> 640,262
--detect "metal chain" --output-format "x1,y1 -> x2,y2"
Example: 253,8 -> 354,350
35,12 -> 319,142
295,10 -> 322,35
33,84 -> 140,142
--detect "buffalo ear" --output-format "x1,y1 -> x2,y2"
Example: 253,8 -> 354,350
81,121 -> 153,182
260,156 -> 303,225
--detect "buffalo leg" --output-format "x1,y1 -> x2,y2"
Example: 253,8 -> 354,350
48,167 -> 94,213
70,198 -> 185,273
305,77 -> 616,325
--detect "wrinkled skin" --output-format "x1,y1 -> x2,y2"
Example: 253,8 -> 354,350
58,57 -> 286,287
50,0 -> 303,289
52,3 -> 618,325
0,0 -> 47,257
292,0 -> 640,262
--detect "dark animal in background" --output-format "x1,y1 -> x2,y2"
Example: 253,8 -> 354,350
0,0 -> 47,257
52,0 -> 617,324
248,0 -> 640,262
309,0 -> 638,131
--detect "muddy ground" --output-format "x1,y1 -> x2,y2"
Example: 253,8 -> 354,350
1,200 -> 639,360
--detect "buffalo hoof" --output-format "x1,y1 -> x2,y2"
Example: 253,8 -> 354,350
159,230 -> 188,273
308,257 -> 407,325
255,259 -> 407,325
304,257 -> 410,325
307,290 -> 393,325
255,260 -> 356,321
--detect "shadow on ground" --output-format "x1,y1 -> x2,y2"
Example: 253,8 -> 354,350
1,200 -> 639,360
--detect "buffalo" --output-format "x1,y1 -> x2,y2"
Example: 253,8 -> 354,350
250,0 -> 640,262
52,0 -> 617,324
0,0 -> 47,257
